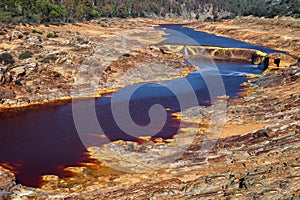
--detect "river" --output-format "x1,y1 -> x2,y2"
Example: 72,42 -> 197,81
0,24 -> 275,187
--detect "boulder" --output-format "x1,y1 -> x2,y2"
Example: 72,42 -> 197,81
0,71 -> 12,85
251,51 -> 267,65
60,39 -> 70,45
10,66 -> 26,77
10,30 -> 23,40
25,62 -> 38,72
0,167 -> 16,190
27,36 -> 40,45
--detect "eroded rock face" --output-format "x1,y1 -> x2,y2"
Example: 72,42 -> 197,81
157,44 -> 267,62
31,121 -> 299,199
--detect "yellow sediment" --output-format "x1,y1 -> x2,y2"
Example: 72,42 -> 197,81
220,123 -> 269,138
245,74 -> 261,79
0,96 -> 72,112
255,50 -> 267,57
0,44 -> 18,49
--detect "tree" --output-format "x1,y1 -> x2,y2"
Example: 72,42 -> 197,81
90,7 -> 100,18
101,5 -> 114,17
1,0 -> 299,24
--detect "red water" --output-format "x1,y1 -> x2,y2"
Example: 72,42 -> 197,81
0,96 -> 183,187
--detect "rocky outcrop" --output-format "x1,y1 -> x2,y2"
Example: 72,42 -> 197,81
0,167 -> 15,190
157,45 -> 298,74
0,167 -> 15,199
251,50 -> 267,65
164,3 -> 232,20
157,44 -> 267,62
264,52 -> 298,74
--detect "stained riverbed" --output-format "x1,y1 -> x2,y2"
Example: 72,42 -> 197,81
0,25 -> 273,187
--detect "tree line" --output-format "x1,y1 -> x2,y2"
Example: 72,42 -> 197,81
0,0 -> 299,24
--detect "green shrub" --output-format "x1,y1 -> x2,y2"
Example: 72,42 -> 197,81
32,29 -> 43,35
19,51 -> 33,60
46,32 -> 58,38
122,53 -> 130,57
0,53 -> 14,65
77,37 -> 88,44
15,80 -> 22,86
35,55 -> 44,60
91,8 -> 100,18
204,17 -> 214,22
42,55 -> 57,63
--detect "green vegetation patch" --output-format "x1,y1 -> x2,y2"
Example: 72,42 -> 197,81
0,0 -> 299,24
46,32 -> 58,38
19,51 -> 33,60
32,29 -> 43,35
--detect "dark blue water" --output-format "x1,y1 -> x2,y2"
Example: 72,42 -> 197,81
0,25 -> 274,187
158,24 -> 279,54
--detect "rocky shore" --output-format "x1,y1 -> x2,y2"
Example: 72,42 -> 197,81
0,17 -> 299,199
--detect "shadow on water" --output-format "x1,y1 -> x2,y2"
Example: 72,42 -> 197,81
0,25 -> 272,187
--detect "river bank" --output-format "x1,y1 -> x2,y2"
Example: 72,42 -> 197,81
187,16 -> 300,59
